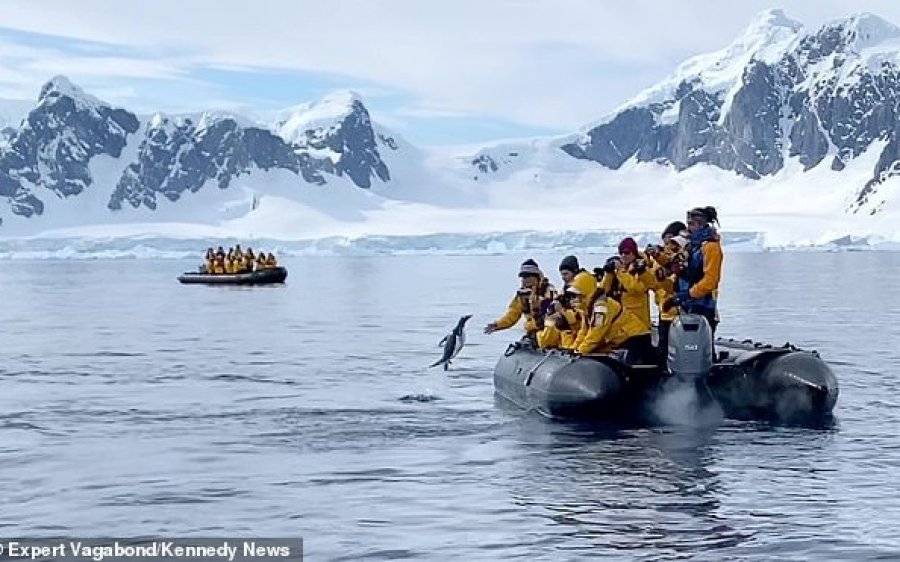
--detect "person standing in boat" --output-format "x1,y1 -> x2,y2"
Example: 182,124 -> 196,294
597,237 -> 655,332
484,259 -> 557,344
671,206 -> 723,334
574,288 -> 654,364
644,221 -> 687,361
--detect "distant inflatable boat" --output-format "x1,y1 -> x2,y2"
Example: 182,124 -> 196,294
493,314 -> 839,423
177,267 -> 288,285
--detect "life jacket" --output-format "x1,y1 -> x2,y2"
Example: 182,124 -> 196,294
677,226 -> 719,315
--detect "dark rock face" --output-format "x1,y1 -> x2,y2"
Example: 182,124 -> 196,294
0,78 -> 139,219
108,116 -> 329,211
0,78 -> 393,222
550,16 -> 900,214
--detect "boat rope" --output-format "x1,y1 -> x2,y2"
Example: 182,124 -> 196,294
524,353 -> 554,387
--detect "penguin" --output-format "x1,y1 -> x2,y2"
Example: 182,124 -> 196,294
430,315 -> 472,370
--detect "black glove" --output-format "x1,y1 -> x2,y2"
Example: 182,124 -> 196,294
633,259 -> 647,274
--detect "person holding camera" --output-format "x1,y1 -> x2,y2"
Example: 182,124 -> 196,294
596,237 -> 655,332
537,285 -> 584,350
645,221 -> 687,361
484,259 -> 557,343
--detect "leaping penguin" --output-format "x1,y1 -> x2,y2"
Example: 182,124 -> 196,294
430,315 -> 472,370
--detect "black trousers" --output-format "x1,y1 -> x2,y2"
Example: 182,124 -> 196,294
623,333 -> 655,366
657,319 -> 672,366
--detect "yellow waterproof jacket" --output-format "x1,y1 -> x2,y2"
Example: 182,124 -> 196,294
537,308 -> 581,349
493,278 -> 557,335
266,256 -> 278,268
689,240 -> 723,300
576,296 -> 650,355
644,256 -> 677,322
570,270 -> 597,315
615,255 -> 655,330
654,270 -> 678,322
224,259 -> 234,274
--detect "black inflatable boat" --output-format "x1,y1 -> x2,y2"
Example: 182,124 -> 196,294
493,313 -> 839,423
177,266 -> 288,285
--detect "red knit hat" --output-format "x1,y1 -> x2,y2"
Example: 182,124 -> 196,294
618,237 -> 638,255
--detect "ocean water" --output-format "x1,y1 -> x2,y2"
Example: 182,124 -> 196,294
0,253 -> 898,560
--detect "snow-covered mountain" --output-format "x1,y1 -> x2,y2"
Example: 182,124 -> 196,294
5,10 -> 900,249
473,10 -> 900,216
0,77 -> 410,229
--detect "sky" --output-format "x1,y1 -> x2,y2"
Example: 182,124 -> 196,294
3,0 -> 900,145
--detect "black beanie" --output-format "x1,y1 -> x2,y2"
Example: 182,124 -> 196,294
662,221 -> 687,238
519,258 -> 541,277
559,255 -> 579,273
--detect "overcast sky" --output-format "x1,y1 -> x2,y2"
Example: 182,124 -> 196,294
2,0 -> 900,145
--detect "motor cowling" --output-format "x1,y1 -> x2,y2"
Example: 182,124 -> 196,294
667,313 -> 713,381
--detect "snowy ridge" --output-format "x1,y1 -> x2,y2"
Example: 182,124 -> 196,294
273,90 -> 364,145
6,10 -> 900,253
625,9 -> 804,121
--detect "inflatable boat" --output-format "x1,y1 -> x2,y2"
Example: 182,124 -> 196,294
177,266 -> 288,285
493,313 -> 839,423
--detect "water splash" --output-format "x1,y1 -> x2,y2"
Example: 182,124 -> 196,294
650,379 -> 723,427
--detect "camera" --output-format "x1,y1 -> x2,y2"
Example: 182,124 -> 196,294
602,256 -> 620,274
633,258 -> 647,274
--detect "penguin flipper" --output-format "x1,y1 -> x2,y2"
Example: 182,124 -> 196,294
438,336 -> 448,347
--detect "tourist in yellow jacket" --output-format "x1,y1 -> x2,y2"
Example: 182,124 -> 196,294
597,237 -> 655,331
484,259 -> 557,342
244,247 -> 256,271
575,289 -> 654,365
537,285 -> 584,350
644,222 -> 689,360
558,255 -> 597,314
203,248 -> 215,273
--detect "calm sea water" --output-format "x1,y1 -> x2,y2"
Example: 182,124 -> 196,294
1,253 -> 898,560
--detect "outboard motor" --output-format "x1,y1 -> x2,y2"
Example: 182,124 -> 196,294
667,313 -> 713,382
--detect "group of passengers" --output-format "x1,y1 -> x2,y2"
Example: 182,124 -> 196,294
484,206 -> 723,366
202,245 -> 278,275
